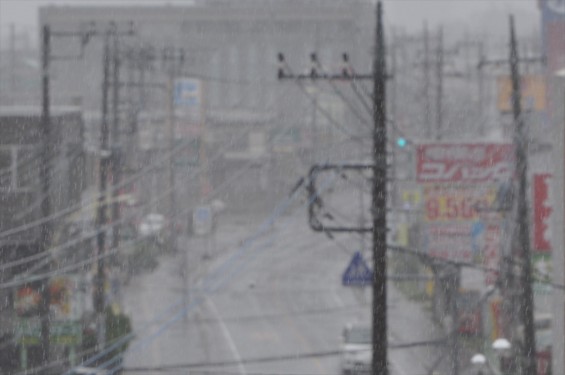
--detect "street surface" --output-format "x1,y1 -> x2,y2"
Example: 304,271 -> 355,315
120,205 -> 449,375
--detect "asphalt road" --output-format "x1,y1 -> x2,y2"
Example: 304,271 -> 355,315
119,206 -> 449,375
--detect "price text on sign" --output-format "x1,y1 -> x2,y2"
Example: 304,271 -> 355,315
424,186 -> 496,222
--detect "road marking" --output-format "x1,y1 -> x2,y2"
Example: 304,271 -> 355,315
389,355 -> 409,375
206,296 -> 247,375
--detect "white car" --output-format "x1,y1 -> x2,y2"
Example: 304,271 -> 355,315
340,323 -> 372,375
68,367 -> 108,375
138,213 -> 165,237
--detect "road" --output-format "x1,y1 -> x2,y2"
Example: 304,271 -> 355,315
119,205 -> 449,375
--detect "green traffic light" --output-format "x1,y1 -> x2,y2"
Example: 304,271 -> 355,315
397,137 -> 407,147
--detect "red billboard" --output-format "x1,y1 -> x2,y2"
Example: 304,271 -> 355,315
416,143 -> 514,183
533,174 -> 552,252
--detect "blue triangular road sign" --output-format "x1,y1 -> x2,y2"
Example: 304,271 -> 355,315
342,251 -> 373,287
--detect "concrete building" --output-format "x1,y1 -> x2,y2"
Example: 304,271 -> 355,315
38,0 -> 373,215
0,106 -> 87,372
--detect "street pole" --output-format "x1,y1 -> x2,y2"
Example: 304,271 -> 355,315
276,4 -> 387,373
448,266 -> 461,375
477,42 -> 485,137
372,2 -> 388,375
167,68 -> 177,254
435,26 -> 443,141
39,24 -> 52,374
111,28 -> 122,257
94,30 -> 111,351
509,15 -> 536,375
10,23 -> 16,95
423,22 -> 431,139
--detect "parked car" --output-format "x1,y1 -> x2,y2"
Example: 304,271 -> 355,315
68,366 -> 108,375
138,213 -> 165,237
340,323 -> 372,375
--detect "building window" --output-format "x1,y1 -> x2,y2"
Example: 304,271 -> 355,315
0,146 -> 38,191
0,148 -> 12,188
16,147 -> 39,189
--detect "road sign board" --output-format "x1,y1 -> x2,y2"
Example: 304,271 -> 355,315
193,205 -> 213,236
342,252 -> 373,287
174,78 -> 200,107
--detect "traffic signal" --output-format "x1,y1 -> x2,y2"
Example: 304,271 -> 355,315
396,137 -> 407,148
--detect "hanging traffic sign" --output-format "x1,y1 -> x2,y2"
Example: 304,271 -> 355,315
342,251 -> 373,287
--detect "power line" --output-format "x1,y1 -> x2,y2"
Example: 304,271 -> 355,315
95,170 -> 342,374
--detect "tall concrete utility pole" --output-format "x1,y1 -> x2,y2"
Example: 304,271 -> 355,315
509,15 -> 536,375
111,28 -> 122,254
423,22 -> 431,138
477,42 -> 485,137
277,4 -> 388,374
10,24 -> 16,95
94,31 -> 111,350
372,3 -> 388,375
167,65 -> 177,254
435,26 -> 444,141
39,24 -> 53,373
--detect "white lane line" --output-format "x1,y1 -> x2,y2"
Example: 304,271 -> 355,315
206,296 -> 247,375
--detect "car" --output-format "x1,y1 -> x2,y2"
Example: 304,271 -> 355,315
138,213 -> 165,237
67,366 -> 108,375
340,323 -> 372,375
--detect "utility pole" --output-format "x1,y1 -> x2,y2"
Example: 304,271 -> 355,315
435,26 -> 444,141
477,42 -> 485,137
39,24 -> 53,374
10,23 -> 16,95
94,30 -> 111,351
163,48 -> 185,253
167,69 -> 176,253
36,23 -> 97,373
372,3 -> 388,374
423,22 -> 431,138
509,15 -> 536,375
278,4 -> 387,374
446,266 -> 460,375
111,27 -> 122,256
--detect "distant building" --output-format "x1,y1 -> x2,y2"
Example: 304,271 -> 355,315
39,0 -> 373,214
0,106 -> 86,362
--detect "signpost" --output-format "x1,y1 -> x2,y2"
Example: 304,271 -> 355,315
192,205 -> 213,236
342,252 -> 373,287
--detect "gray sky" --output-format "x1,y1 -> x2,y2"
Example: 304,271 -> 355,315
0,0 -> 539,48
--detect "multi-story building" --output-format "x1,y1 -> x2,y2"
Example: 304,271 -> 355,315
0,106 -> 86,372
39,0 -> 373,215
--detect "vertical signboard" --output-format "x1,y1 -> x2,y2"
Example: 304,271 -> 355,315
174,78 -> 202,138
533,173 -> 553,252
541,0 -> 565,74
416,143 -> 513,284
497,75 -> 547,113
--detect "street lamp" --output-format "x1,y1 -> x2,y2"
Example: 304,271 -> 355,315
492,337 -> 512,374
470,353 -> 488,375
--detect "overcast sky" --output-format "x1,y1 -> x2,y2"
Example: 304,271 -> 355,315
0,0 -> 540,49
